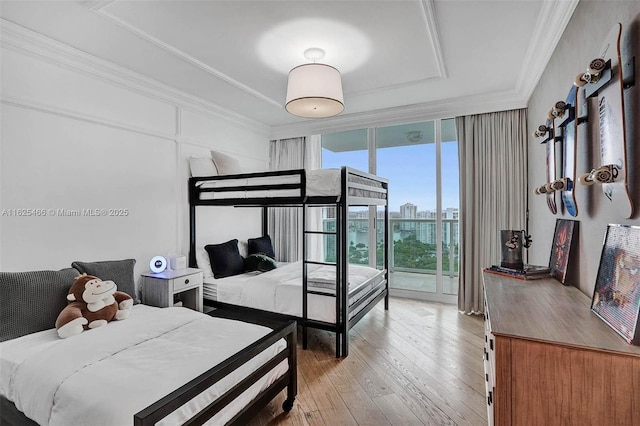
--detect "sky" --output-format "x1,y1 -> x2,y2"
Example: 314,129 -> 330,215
322,140 -> 459,212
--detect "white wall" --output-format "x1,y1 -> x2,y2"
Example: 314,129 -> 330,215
0,29 -> 270,285
527,1 -> 640,295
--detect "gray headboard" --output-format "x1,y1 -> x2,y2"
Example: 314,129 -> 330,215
1,258 -> 138,342
0,268 -> 79,342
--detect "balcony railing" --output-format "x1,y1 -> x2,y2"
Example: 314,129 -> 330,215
322,217 -> 459,277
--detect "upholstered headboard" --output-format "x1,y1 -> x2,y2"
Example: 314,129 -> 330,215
0,259 -> 138,342
0,268 -> 79,342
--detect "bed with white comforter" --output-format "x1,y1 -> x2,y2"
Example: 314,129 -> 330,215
204,261 -> 385,323
0,305 -> 288,426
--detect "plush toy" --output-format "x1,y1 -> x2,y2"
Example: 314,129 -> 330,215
55,274 -> 133,339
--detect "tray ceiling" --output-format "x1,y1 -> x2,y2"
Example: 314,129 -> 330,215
0,1 -> 578,137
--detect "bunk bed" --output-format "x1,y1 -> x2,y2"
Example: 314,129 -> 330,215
189,166 -> 389,358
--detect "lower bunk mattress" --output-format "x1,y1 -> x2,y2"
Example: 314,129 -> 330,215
203,261 -> 387,323
0,305 -> 288,426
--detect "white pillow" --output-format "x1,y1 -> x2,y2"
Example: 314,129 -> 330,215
211,150 -> 242,175
189,157 -> 218,177
237,240 -> 248,258
195,247 -> 214,278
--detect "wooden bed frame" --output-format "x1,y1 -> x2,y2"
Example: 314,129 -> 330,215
1,319 -> 297,426
189,166 -> 390,358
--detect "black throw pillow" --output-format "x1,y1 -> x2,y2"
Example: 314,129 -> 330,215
244,254 -> 277,273
205,239 -> 245,279
247,235 -> 275,260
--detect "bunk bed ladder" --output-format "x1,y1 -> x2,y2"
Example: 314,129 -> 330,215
302,204 -> 308,350
301,204 -> 341,354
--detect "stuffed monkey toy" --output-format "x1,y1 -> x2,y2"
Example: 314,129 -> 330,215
55,274 -> 133,339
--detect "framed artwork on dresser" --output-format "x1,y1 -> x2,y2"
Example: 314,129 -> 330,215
591,224 -> 640,345
549,219 -> 578,285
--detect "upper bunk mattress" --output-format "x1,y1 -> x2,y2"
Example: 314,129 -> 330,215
196,169 -> 386,201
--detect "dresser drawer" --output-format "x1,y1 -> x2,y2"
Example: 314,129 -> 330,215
172,272 -> 202,292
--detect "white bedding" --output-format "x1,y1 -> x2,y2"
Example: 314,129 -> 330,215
0,305 -> 288,426
198,169 -> 342,199
204,261 -> 385,323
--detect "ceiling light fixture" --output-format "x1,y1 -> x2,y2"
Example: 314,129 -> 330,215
285,48 -> 344,118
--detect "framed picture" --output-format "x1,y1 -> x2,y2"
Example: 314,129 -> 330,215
548,219 -> 578,285
591,224 -> 640,345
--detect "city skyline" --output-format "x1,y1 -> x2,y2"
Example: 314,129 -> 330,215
322,138 -> 459,212
346,204 -> 459,218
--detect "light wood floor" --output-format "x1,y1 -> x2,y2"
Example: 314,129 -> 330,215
247,297 -> 487,426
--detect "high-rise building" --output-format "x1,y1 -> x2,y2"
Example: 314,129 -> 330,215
400,203 -> 417,218
443,207 -> 458,220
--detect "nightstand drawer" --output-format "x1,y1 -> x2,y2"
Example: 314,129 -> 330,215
172,272 -> 202,292
141,268 -> 203,312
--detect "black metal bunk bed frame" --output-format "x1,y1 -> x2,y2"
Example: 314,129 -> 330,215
189,166 -> 389,358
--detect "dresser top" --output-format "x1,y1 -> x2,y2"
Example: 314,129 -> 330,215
483,271 -> 640,356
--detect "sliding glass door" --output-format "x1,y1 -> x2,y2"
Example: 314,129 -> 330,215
321,119 -> 459,304
320,129 -> 369,265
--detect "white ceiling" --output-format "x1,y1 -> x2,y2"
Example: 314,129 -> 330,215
0,0 -> 578,138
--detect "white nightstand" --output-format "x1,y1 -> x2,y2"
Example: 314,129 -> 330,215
141,268 -> 203,312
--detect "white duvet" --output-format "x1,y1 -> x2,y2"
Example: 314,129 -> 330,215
215,261 -> 383,323
0,305 -> 287,426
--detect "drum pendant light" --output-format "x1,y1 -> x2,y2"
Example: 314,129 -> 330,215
285,48 -> 344,118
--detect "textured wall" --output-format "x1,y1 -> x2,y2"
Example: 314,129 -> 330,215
0,39 -> 269,276
527,1 -> 640,295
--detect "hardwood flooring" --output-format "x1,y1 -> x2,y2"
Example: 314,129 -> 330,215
246,297 -> 487,426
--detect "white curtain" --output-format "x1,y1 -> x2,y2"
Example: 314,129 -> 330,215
268,136 -> 322,262
456,109 -> 528,314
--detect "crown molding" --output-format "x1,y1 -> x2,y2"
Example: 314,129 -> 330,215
515,0 -> 580,101
269,89 -> 526,140
90,2 -> 282,108
1,95 -> 177,141
0,19 -> 269,134
421,0 -> 448,79
351,0 -> 446,98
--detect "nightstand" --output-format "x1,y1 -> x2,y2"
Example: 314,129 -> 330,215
141,268 -> 203,312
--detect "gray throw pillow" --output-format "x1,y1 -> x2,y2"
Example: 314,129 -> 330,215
71,259 -> 139,303
0,268 -> 79,341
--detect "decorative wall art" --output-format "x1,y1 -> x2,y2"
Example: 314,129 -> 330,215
591,224 -> 640,345
549,219 -> 578,285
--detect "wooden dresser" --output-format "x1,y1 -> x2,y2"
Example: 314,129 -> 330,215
483,271 -> 640,426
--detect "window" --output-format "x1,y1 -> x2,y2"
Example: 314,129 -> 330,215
321,119 -> 459,303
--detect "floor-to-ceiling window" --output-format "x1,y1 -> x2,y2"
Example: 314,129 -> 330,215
320,129 -> 368,264
321,119 -> 459,303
